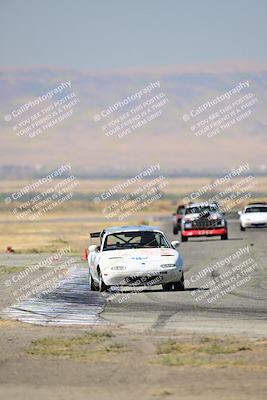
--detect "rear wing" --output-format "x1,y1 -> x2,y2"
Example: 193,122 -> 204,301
90,232 -> 101,238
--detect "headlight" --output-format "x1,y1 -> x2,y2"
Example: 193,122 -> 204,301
184,222 -> 192,228
111,266 -> 126,270
161,264 -> 176,268
212,219 -> 224,226
209,215 -> 217,220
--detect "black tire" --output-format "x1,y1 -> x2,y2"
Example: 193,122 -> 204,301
162,282 -> 173,291
173,226 -> 178,235
221,232 -> 228,240
98,271 -> 109,292
173,281 -> 185,291
240,224 -> 245,231
173,272 -> 185,291
181,234 -> 188,242
88,271 -> 92,290
89,271 -> 96,291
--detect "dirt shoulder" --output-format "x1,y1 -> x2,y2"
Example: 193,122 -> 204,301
0,246 -> 266,400
0,320 -> 266,400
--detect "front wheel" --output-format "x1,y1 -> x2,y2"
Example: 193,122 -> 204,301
181,234 -> 188,242
162,282 -> 173,291
89,270 -> 96,291
173,226 -> 178,235
240,224 -> 245,231
98,272 -> 109,292
221,232 -> 228,240
173,273 -> 185,291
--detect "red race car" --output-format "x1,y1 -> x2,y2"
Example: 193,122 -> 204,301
180,202 -> 228,242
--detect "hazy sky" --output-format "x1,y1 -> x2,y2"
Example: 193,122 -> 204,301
0,0 -> 266,70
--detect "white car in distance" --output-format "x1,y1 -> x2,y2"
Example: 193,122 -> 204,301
88,225 -> 184,292
238,203 -> 267,231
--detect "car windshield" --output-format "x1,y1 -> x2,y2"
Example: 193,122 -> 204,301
245,207 -> 267,213
102,231 -> 170,251
185,205 -> 218,214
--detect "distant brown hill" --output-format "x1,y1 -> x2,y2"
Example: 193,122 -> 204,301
0,64 -> 266,174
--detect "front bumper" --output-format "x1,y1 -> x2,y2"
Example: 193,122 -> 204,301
103,268 -> 183,286
242,222 -> 267,228
182,228 -> 227,237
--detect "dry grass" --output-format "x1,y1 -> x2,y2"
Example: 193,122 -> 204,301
0,265 -> 26,276
1,176 -> 266,252
0,211 -> 163,253
0,318 -> 21,327
1,176 -> 267,195
0,217 -> 107,253
155,336 -> 267,369
151,388 -> 173,397
26,331 -> 124,362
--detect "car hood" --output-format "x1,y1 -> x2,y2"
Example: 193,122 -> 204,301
100,248 -> 178,267
184,212 -> 223,221
241,212 -> 267,221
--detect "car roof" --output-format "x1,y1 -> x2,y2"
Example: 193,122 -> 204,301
245,204 -> 267,208
246,203 -> 267,206
103,225 -> 162,234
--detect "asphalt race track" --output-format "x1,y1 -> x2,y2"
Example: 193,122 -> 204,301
102,218 -> 267,336
3,218 -> 267,337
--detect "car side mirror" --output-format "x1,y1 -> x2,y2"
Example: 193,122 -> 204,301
171,240 -> 180,249
89,245 -> 98,252
238,211 -> 242,216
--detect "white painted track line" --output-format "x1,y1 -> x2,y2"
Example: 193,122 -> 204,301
2,267 -> 109,326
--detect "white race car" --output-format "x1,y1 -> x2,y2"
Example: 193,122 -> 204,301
238,203 -> 267,231
88,225 -> 184,292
